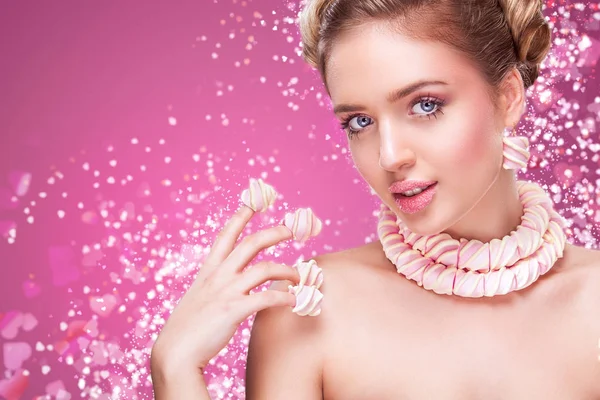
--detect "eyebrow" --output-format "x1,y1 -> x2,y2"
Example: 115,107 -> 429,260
333,80 -> 448,114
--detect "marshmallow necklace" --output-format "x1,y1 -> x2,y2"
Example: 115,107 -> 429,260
377,181 -> 567,297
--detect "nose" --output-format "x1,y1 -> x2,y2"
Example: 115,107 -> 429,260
378,125 -> 416,171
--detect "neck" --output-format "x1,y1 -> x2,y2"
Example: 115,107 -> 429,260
442,170 -> 523,243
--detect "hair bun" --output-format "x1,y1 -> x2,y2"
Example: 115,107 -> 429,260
516,18 -> 551,66
299,0 -> 337,68
499,0 -> 551,86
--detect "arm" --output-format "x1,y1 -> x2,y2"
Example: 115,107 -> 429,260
151,278 -> 323,400
245,280 -> 324,399
151,362 -> 211,399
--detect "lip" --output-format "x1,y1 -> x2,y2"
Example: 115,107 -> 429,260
392,182 -> 438,214
388,180 -> 437,194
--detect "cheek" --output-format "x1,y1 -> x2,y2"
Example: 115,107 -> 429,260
458,130 -> 492,162
349,140 -> 382,182
429,111 -> 499,168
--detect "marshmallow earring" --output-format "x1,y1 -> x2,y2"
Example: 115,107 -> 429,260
502,127 -> 530,170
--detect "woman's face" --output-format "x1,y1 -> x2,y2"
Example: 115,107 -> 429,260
326,23 -> 508,236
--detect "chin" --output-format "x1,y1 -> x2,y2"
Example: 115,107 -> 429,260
399,218 -> 446,236
393,201 -> 457,237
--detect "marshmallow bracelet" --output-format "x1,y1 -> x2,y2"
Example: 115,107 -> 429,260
377,180 -> 567,297
240,178 -> 324,316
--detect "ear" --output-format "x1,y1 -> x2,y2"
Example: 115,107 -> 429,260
498,68 -> 526,128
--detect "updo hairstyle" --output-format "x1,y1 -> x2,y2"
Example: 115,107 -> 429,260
299,0 -> 552,105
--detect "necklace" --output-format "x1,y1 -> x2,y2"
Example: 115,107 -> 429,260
377,181 -> 567,297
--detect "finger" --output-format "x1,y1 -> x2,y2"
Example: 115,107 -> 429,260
233,262 -> 300,294
204,205 -> 255,267
240,289 -> 297,316
224,225 -> 293,273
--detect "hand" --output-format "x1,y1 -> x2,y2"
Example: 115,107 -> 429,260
151,204 -> 300,376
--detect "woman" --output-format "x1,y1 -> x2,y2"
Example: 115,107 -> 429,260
151,0 -> 600,398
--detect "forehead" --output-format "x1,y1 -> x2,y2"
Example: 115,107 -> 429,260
325,23 -> 480,102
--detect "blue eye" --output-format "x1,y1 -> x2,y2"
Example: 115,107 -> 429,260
411,96 -> 446,119
415,100 -> 436,113
339,95 -> 447,139
340,115 -> 373,138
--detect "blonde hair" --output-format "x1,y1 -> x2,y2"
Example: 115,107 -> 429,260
299,0 -> 551,100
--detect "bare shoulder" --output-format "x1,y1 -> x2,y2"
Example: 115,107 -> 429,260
313,241 -> 387,269
549,243 -> 600,315
246,241 -> 401,398
263,240 -> 388,322
558,243 -> 600,282
249,240 -> 388,346
579,245 -> 600,269
311,240 -> 396,300
573,244 -> 600,293
302,241 -> 421,341
246,284 -> 325,398
245,244 -> 381,399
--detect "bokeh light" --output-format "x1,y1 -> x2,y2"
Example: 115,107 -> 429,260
1,1 -> 599,398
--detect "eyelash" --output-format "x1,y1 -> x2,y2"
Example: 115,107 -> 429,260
339,95 -> 447,139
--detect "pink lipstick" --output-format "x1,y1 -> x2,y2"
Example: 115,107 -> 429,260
389,180 -> 437,214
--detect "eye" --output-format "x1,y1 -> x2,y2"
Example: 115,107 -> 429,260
410,96 -> 446,119
340,114 -> 373,138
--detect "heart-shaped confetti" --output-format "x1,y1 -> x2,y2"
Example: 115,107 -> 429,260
3,342 -> 32,370
0,369 -> 29,400
89,294 -> 118,317
553,162 -> 583,188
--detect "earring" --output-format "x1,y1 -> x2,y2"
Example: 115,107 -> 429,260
502,127 -> 530,170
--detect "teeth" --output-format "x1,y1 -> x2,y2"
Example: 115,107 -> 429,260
401,187 -> 424,197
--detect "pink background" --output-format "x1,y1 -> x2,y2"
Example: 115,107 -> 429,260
1,1 -> 599,398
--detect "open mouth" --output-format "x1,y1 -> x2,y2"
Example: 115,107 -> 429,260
398,183 -> 436,198
393,183 -> 438,214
